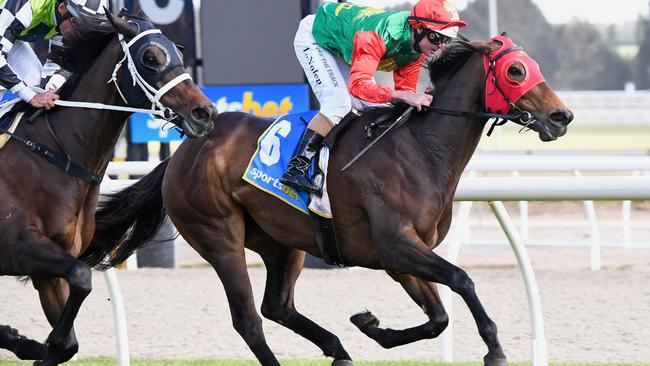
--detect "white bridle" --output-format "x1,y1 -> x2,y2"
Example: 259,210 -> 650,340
110,29 -> 192,119
28,28 -> 194,120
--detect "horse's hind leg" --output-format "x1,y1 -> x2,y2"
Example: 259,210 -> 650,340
0,231 -> 91,366
0,325 -> 47,360
350,272 -> 448,349
253,241 -> 352,365
176,214 -> 280,366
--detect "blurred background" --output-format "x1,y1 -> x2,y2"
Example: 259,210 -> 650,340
2,1 -> 649,364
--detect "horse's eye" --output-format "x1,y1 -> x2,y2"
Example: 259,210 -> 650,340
143,50 -> 159,66
508,66 -> 523,78
141,46 -> 169,71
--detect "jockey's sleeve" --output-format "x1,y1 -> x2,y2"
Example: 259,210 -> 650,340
0,0 -> 36,102
394,54 -> 427,93
348,31 -> 393,103
42,37 -> 72,90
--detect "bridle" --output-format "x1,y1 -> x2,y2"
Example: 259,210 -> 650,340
481,35 -> 546,135
109,27 -> 191,121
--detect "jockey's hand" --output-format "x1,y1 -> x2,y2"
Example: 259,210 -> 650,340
29,91 -> 59,110
392,91 -> 433,112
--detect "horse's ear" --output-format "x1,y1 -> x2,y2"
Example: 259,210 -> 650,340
500,31 -> 510,38
467,40 -> 498,54
105,7 -> 138,39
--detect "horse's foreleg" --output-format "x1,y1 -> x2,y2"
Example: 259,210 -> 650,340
368,208 -> 506,366
32,277 -> 81,363
256,244 -> 352,365
4,230 -> 91,366
350,272 -> 448,349
0,325 -> 47,360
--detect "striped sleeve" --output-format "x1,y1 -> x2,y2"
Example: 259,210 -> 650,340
0,0 -> 36,101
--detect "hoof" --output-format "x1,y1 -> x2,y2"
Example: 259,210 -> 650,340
0,325 -> 20,346
484,354 -> 508,366
350,311 -> 379,330
332,359 -> 354,366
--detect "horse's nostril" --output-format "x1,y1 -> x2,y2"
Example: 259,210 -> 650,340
191,106 -> 211,122
550,110 -> 571,125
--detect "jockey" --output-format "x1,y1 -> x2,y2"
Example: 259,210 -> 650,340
281,0 -> 468,193
0,0 -> 109,110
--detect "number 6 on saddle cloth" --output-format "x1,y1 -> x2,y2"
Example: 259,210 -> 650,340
243,110 -> 344,265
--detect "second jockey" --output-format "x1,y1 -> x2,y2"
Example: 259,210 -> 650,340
0,0 -> 109,110
281,0 -> 468,194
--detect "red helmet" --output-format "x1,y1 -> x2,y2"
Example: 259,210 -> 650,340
408,0 -> 468,38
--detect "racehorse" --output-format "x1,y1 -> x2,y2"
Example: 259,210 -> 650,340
82,34 -> 572,366
0,10 -> 216,366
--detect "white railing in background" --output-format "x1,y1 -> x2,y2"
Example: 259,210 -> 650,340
555,90 -> 650,125
465,154 -> 650,271
106,156 -> 650,267
441,175 -> 650,366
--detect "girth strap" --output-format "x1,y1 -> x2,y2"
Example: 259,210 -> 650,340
0,113 -> 103,185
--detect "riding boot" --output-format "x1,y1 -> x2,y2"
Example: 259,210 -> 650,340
280,129 -> 324,194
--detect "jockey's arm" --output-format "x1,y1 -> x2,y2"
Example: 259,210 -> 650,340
0,0 -> 57,109
349,32 -> 431,111
394,54 -> 427,93
42,36 -> 73,91
348,31 -> 393,103
0,0 -> 37,102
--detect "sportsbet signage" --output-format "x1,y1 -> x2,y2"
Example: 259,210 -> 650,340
129,84 -> 310,143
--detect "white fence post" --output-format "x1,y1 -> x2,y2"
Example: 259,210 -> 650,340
574,171 -> 601,270
489,201 -> 548,366
440,200 -> 474,362
103,268 -> 130,366
100,177 -> 132,365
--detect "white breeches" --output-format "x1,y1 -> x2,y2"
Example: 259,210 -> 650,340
294,15 -> 382,125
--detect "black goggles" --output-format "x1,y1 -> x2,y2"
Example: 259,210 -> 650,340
426,30 -> 452,45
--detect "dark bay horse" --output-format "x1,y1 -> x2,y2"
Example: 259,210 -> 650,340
83,35 -> 572,366
0,11 -> 216,366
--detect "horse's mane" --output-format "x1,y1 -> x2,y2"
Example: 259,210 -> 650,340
356,42 -> 476,124
427,41 -> 474,85
51,31 -> 116,99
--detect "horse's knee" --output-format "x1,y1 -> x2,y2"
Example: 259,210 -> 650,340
232,313 -> 265,341
260,301 -> 292,325
449,269 -> 474,295
479,319 -> 499,341
430,312 -> 449,336
66,265 -> 92,297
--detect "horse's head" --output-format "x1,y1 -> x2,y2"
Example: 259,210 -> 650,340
469,33 -> 573,141
105,10 -> 216,138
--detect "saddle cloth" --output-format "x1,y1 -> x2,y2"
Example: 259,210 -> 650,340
243,110 -> 333,218
0,98 -> 24,149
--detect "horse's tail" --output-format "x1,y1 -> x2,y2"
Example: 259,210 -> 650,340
80,159 -> 170,270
